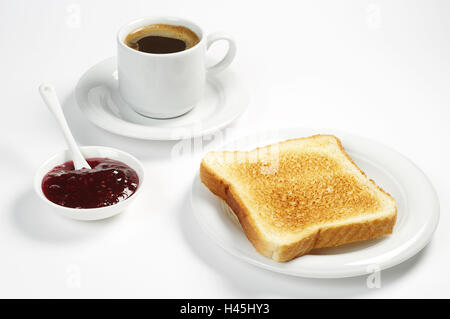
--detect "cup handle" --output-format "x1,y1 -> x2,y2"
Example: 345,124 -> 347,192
206,32 -> 236,76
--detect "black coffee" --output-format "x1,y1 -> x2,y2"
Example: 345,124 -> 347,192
136,36 -> 186,54
125,24 -> 200,54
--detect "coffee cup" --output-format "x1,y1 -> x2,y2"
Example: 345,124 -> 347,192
117,16 -> 236,119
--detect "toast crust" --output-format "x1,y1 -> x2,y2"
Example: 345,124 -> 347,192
200,135 -> 397,262
200,161 -> 277,257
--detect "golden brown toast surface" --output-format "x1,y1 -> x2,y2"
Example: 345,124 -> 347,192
220,152 -> 382,233
200,135 -> 397,262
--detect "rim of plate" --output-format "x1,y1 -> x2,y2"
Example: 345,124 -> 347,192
190,127 -> 440,278
74,57 -> 248,140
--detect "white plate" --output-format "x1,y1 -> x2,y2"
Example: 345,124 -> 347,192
75,57 -> 249,140
191,128 -> 440,278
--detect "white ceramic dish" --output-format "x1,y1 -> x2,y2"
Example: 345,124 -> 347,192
75,57 -> 249,140
191,128 -> 440,278
34,146 -> 144,221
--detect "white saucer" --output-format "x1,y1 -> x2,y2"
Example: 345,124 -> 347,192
75,57 -> 248,140
191,128 -> 440,278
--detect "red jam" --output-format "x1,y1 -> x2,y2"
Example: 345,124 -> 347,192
42,158 -> 139,209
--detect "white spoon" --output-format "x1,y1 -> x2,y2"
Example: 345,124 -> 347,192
39,83 -> 91,170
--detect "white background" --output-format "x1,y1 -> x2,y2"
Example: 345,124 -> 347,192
0,0 -> 449,298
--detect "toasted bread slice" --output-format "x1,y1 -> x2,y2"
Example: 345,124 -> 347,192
200,135 -> 397,262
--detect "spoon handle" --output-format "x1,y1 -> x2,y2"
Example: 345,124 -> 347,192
39,84 -> 91,170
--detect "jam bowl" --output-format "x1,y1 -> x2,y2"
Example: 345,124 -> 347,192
34,146 -> 144,221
